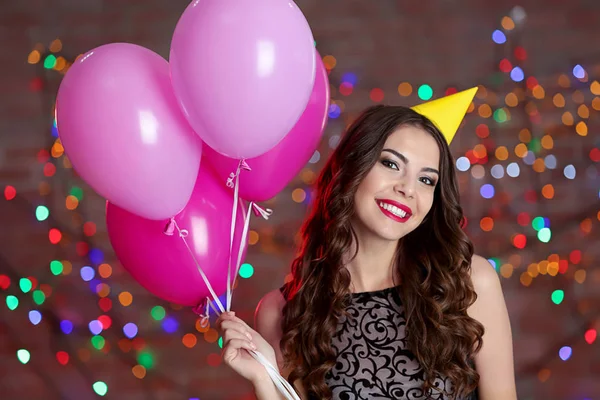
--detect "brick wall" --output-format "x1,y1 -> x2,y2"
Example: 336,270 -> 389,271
1,0 -> 599,399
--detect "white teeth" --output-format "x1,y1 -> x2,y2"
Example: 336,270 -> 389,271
379,202 -> 407,218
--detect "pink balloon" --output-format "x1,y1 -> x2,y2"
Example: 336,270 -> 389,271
203,52 -> 330,202
106,166 -> 248,307
56,43 -> 202,220
170,0 -> 315,159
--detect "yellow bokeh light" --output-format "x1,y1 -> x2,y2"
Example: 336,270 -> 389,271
578,104 -> 589,118
55,56 -> 67,71
28,50 -> 41,64
501,16 -> 515,30
62,260 -> 73,275
398,82 -> 412,96
561,111 -> 574,126
66,195 -> 79,210
576,121 -> 588,136
538,261 -> 548,275
500,264 -> 513,279
541,135 -> 553,150
532,158 -> 545,173
322,55 -> 336,70
520,272 -> 533,287
515,143 -> 528,158
478,104 -> 492,118
590,81 -> 600,95
248,230 -> 259,245
527,263 -> 539,278
505,93 -> 518,107
532,85 -> 545,99
574,269 -> 587,284
518,128 -> 531,143
300,169 -> 316,185
119,291 -> 133,306
593,97 -> 600,111
495,146 -> 509,161
51,141 -> 64,158
552,93 -> 565,107
292,188 -> 306,203
473,144 -> 487,159
49,39 -> 63,53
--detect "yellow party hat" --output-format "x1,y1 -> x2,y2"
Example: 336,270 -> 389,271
411,87 -> 478,144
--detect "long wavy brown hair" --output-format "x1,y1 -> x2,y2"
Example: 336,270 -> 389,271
280,105 -> 485,399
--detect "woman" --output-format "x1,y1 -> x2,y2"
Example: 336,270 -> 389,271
217,105 -> 516,399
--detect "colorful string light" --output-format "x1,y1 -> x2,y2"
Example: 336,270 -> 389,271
4,10 -> 598,397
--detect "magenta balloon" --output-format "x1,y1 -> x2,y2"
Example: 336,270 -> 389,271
202,51 -> 329,202
170,0 -> 315,159
56,43 -> 202,220
106,167 -> 248,306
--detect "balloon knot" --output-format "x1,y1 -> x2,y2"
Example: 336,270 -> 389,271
163,218 -> 176,236
240,159 -> 251,171
252,203 -> 273,220
192,298 -> 211,328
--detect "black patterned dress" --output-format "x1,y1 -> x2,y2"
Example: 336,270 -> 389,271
282,285 -> 479,400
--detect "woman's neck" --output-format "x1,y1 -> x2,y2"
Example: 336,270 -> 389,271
343,234 -> 400,293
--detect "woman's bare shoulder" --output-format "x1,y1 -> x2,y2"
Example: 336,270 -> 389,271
254,288 -> 286,351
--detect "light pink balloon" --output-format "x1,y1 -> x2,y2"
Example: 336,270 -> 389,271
170,0 -> 315,159
106,166 -> 248,307
56,43 -> 202,220
203,51 -> 330,202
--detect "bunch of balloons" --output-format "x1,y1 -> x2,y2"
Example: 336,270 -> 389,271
56,0 -> 329,307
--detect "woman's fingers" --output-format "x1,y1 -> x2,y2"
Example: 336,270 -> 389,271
219,320 -> 253,341
222,339 -> 257,363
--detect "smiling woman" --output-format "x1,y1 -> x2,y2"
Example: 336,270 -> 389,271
218,102 -> 517,400
353,125 -> 441,242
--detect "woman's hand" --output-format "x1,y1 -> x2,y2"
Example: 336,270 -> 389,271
216,312 -> 279,385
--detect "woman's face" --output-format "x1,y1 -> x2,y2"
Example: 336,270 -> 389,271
352,125 -> 441,242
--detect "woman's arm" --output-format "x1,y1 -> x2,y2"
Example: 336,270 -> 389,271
468,255 -> 517,400
254,289 -> 309,400
252,376 -> 287,400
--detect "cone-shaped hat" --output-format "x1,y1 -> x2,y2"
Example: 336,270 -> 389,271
411,87 -> 478,143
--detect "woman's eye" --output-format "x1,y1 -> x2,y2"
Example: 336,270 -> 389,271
420,177 -> 436,186
381,160 -> 399,170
